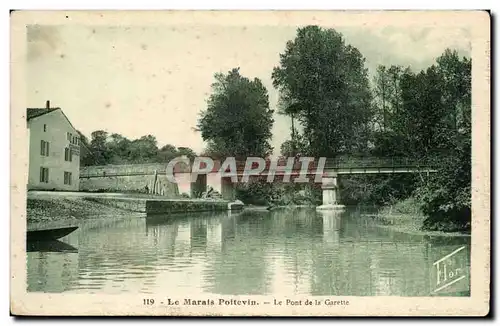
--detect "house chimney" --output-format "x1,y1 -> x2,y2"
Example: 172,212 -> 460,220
46,100 -> 50,109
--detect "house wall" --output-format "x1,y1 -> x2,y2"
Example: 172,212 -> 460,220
28,110 -> 80,191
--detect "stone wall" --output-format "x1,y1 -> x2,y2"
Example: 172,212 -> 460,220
84,197 -> 148,212
146,199 -> 232,215
80,164 -> 179,197
80,163 -> 168,177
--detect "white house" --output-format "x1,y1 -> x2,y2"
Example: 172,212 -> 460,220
27,101 -> 82,191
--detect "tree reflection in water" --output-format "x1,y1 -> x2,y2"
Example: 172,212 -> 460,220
26,208 -> 470,296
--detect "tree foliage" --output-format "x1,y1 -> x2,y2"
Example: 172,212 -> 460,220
273,27 -> 471,232
80,130 -> 197,166
367,50 -> 471,230
413,51 -> 472,231
197,68 -> 274,159
272,26 -> 373,157
79,27 -> 471,233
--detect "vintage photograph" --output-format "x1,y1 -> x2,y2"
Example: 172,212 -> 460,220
11,11 -> 490,316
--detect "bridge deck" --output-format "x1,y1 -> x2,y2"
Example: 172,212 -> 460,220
80,157 -> 439,178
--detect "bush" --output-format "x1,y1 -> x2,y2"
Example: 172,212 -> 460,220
339,174 -> 418,206
415,146 -> 471,232
235,182 -> 274,206
378,196 -> 419,213
235,181 -> 320,206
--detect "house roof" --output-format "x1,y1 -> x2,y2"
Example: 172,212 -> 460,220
26,107 -> 91,155
26,107 -> 60,120
27,107 -> 77,132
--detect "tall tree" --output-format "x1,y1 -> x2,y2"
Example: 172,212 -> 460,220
197,68 -> 274,159
373,65 -> 390,132
280,135 -> 307,157
277,91 -> 302,150
272,26 -> 373,158
128,135 -> 159,163
77,130 -> 94,166
157,144 -> 180,163
176,147 -> 197,160
436,49 -> 472,132
414,50 -> 472,231
396,66 -> 449,158
89,130 -> 110,165
107,133 -> 131,164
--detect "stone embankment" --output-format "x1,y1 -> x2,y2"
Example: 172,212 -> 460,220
26,191 -> 243,230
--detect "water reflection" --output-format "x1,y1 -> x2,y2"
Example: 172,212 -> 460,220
27,250 -> 78,292
26,208 -> 471,296
318,210 -> 341,245
27,240 -> 78,253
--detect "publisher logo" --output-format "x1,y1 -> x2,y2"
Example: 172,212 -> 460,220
432,246 -> 469,295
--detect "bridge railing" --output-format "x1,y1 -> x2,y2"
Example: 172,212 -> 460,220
80,157 -> 441,178
215,157 -> 439,172
323,157 -> 437,169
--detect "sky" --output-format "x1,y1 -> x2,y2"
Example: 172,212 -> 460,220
26,23 -> 471,155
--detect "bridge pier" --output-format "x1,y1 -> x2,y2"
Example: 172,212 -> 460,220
221,176 -> 236,201
190,174 -> 207,198
316,174 -> 345,211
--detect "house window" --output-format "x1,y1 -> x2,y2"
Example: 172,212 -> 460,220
64,172 -> 72,185
64,147 -> 73,162
67,132 -> 72,141
39,167 -> 49,183
43,124 -> 47,132
40,140 -> 49,156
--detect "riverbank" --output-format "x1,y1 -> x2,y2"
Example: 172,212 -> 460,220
27,196 -> 145,231
26,191 -> 241,230
244,204 -> 316,212
371,198 -> 471,238
372,215 -> 470,237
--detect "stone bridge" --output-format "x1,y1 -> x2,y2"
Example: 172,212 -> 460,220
80,157 -> 439,211
173,157 -> 439,210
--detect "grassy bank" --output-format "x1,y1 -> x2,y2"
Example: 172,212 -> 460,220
374,197 -> 470,237
27,196 -> 144,230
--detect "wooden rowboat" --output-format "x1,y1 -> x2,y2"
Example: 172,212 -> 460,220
27,226 -> 78,241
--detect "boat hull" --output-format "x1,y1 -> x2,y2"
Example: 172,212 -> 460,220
27,226 -> 78,241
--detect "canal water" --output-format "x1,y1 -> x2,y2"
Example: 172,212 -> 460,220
26,208 -> 470,296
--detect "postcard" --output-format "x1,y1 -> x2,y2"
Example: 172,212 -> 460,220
10,10 -> 490,316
